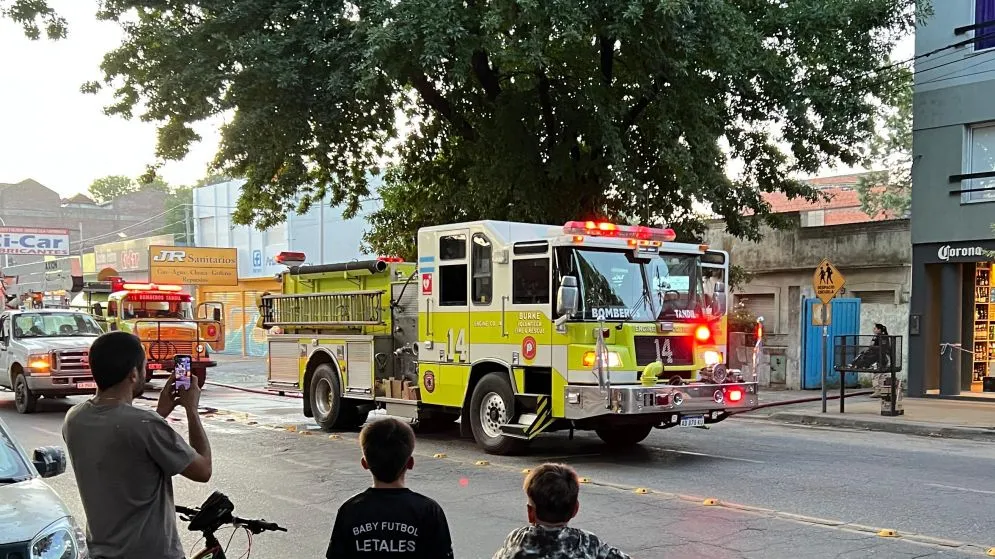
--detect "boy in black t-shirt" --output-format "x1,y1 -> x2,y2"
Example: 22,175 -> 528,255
326,418 -> 454,558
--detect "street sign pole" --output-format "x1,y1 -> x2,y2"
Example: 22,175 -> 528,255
821,306 -> 828,413
812,258 -> 846,415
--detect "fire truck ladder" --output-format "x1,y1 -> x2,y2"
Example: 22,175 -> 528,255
260,291 -> 384,328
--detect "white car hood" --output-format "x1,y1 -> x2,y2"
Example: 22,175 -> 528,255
16,337 -> 97,352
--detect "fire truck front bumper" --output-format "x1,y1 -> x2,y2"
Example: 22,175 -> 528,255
562,382 -> 759,420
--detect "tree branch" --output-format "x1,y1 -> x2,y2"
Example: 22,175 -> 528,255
599,35 -> 614,85
471,50 -> 502,101
536,67 -> 556,154
409,72 -> 478,141
624,79 -> 661,129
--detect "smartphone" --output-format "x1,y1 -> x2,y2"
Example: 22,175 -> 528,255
174,354 -> 192,390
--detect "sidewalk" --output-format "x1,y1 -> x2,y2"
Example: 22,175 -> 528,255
741,388 -> 995,442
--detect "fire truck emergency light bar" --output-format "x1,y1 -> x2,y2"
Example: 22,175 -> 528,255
563,221 -> 677,245
122,283 -> 184,292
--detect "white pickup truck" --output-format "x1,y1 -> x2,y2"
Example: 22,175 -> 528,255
0,309 -> 104,413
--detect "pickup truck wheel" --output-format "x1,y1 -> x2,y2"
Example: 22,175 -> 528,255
14,374 -> 38,414
310,364 -> 363,431
595,424 -> 653,448
469,373 -> 527,455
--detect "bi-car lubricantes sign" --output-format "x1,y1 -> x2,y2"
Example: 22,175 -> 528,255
149,245 -> 238,286
0,227 -> 71,256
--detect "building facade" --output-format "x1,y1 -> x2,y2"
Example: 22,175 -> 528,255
0,179 -> 169,268
192,179 -> 383,356
705,215 -> 911,389
909,0 -> 995,398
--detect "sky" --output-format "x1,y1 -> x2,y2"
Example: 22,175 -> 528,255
0,2 -> 915,199
0,0 -> 221,197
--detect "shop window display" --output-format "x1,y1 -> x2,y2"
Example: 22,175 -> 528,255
974,263 -> 995,391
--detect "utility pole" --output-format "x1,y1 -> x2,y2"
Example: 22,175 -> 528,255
184,206 -> 192,245
0,215 -> 8,270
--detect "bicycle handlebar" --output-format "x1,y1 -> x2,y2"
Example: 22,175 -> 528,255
175,505 -> 287,534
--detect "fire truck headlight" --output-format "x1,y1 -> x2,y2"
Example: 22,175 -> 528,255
582,351 -> 622,368
703,351 -> 722,366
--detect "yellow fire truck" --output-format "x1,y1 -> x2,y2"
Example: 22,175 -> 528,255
260,220 -> 758,454
71,277 -> 225,387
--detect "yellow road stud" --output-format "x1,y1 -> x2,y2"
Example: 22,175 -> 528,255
877,529 -> 898,538
703,498 -> 719,506
475,460 -> 490,466
634,488 -> 649,495
433,453 -> 447,459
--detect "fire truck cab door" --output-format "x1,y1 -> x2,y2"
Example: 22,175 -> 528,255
418,229 -> 471,407
504,244 -> 553,370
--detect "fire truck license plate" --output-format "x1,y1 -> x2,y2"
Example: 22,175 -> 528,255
76,382 -> 97,390
147,363 -> 163,370
679,415 -> 705,428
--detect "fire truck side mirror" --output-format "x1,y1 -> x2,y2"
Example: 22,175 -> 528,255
713,281 -> 727,315
213,308 -> 222,322
557,276 -> 579,316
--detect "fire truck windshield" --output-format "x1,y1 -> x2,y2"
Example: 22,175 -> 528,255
561,248 -> 705,322
120,296 -> 193,320
648,253 -> 706,320
13,313 -> 104,338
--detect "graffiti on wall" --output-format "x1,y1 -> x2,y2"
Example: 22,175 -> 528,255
209,291 -> 270,357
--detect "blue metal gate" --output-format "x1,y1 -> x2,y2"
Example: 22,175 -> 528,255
801,298 -> 862,390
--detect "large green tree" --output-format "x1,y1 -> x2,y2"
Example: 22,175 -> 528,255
856,68 -> 912,219
85,0 -> 922,257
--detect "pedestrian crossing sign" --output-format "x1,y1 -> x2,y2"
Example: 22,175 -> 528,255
812,258 -> 845,304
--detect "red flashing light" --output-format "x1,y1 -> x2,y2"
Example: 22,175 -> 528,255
694,324 -> 711,343
563,221 -> 676,243
275,251 -> 307,265
655,393 -> 670,406
727,389 -> 744,403
377,256 -> 404,263
755,323 -> 764,340
206,325 -> 218,338
109,277 -> 126,292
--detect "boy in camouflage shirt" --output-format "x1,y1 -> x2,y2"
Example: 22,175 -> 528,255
492,463 -> 629,559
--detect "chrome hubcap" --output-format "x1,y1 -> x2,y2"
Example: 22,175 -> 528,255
479,392 -> 508,439
314,378 -> 334,416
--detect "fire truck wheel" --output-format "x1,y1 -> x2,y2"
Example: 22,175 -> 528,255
469,373 -> 527,455
310,364 -> 363,431
14,374 -> 38,414
595,424 -> 653,448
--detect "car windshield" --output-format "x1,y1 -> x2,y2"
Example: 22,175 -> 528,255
0,425 -> 31,483
561,248 -> 705,322
647,253 -> 706,320
120,297 -> 192,320
13,313 -> 104,338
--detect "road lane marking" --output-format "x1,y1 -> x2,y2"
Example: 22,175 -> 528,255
656,448 -> 765,464
29,425 -> 61,437
926,483 -> 995,496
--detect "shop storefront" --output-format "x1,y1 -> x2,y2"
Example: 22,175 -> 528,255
909,239 -> 995,398
92,234 -> 175,283
197,277 -> 281,357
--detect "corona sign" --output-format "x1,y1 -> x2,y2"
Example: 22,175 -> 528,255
0,227 -> 70,256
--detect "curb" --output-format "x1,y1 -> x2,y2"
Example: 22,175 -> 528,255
740,411 -> 995,442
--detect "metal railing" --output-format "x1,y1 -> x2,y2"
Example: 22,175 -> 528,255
834,335 -> 904,416
259,291 -> 384,328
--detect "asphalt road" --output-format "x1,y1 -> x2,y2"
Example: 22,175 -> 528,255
3,365 -> 995,557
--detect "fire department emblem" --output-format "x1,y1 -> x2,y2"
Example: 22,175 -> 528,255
423,371 -> 436,393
